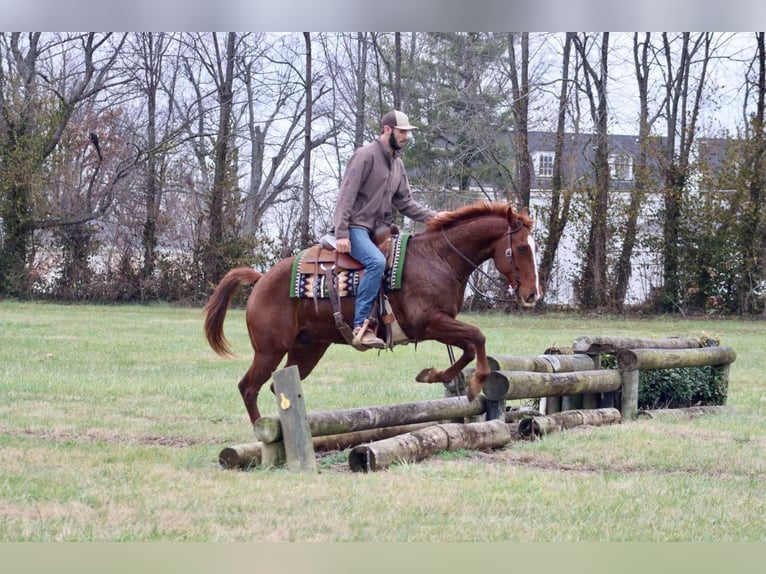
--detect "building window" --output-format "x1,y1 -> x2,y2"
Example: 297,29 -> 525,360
609,153 -> 634,181
533,152 -> 555,178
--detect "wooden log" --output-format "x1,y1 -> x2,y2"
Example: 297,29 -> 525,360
253,395 -> 487,443
252,416 -> 282,443
349,419 -> 513,472
311,422 -> 438,451
260,441 -> 285,467
490,354 -> 596,415
561,394 -> 583,411
518,408 -> 622,439
504,407 -> 544,422
272,365 -> 316,472
218,442 -> 262,469
484,397 -> 505,421
544,396 -> 562,414
482,369 -> 622,402
220,423 -> 438,470
616,346 -> 737,371
488,354 -> 596,373
443,368 -> 469,398
636,405 -> 734,420
581,393 -> 600,409
620,368 -> 639,420
573,335 -> 702,354
488,355 -> 553,372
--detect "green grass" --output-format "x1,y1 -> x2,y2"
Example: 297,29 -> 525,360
2,300 -> 766,541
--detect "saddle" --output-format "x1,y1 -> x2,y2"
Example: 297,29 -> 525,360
297,225 -> 410,349
296,244 -> 364,275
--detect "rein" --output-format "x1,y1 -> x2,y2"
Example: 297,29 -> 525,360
440,223 -> 523,304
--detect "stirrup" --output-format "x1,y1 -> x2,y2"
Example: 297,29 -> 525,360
352,322 -> 385,349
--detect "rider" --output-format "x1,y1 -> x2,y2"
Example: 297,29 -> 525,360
333,109 -> 437,349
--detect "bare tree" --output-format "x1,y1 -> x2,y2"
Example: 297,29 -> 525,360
658,33 -> 713,311
123,32 -> 179,283
202,32 -> 237,286
0,32 -> 129,296
239,34 -> 337,244
610,33 -> 664,309
573,32 -> 611,309
734,32 -> 766,313
299,32 -> 313,249
538,32 -> 575,295
507,32 -> 531,207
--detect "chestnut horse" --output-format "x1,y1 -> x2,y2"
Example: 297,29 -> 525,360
204,201 -> 542,423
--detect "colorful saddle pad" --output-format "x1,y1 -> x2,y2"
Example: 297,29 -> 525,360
289,233 -> 411,299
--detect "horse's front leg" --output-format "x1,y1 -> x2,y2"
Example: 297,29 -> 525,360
414,313 -> 490,402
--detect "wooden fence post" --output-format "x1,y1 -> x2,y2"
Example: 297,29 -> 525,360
272,365 -> 316,472
619,368 -> 639,421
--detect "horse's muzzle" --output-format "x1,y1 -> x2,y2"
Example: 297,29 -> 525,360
509,286 -> 541,308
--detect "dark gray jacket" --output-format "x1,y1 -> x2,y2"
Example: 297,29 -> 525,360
333,139 -> 436,239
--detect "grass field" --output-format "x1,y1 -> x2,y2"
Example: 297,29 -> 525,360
2,300 -> 766,542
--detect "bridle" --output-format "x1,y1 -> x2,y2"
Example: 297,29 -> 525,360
440,221 -> 525,304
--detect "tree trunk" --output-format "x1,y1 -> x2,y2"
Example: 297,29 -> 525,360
141,32 -> 161,283
539,32 -> 574,294
575,33 -> 611,310
299,32 -> 313,249
204,32 -> 236,288
508,32 -> 531,207
611,33 -> 654,310
659,33 -> 712,312
354,33 -> 368,149
737,33 -> 766,313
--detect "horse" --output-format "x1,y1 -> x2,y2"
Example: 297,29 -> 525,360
203,200 -> 542,423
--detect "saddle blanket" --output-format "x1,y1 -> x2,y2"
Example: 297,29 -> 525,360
289,233 -> 411,299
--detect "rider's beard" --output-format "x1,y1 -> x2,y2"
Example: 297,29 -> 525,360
389,131 -> 403,151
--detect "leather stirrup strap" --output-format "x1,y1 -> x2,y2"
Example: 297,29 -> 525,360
323,262 -> 355,346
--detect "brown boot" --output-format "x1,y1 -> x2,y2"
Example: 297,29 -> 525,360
352,325 -> 385,349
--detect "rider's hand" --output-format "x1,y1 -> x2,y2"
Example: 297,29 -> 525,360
336,238 -> 351,254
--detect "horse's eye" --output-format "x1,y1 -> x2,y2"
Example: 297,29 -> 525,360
517,245 -> 528,254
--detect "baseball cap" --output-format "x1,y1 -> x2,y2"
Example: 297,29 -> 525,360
381,110 -> 418,131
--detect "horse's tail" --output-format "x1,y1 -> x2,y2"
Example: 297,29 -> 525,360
203,267 -> 262,357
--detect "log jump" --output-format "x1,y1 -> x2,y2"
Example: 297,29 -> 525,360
218,335 -> 736,473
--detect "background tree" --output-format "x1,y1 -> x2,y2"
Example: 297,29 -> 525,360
202,32 -> 237,288
736,32 -> 766,314
0,32 -> 128,296
238,34 -> 337,257
657,33 -> 713,312
299,32 -> 313,249
609,33 -> 664,310
538,32 -> 575,296
572,32 -> 611,309
507,32 -> 532,207
404,33 -> 512,207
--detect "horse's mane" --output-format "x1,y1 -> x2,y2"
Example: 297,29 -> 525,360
425,201 -> 533,232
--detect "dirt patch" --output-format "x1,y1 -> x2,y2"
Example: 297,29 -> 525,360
1,424 -> 219,448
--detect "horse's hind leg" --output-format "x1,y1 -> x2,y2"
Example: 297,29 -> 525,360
239,351 -> 285,423
285,341 -> 331,380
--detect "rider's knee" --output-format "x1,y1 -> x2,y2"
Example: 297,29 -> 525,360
366,252 -> 386,274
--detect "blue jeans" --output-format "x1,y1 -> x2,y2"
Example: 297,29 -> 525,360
349,226 -> 386,327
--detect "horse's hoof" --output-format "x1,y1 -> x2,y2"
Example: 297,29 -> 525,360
415,368 -> 433,383
465,387 -> 477,402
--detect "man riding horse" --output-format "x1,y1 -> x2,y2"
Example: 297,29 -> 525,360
332,109 -> 438,349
